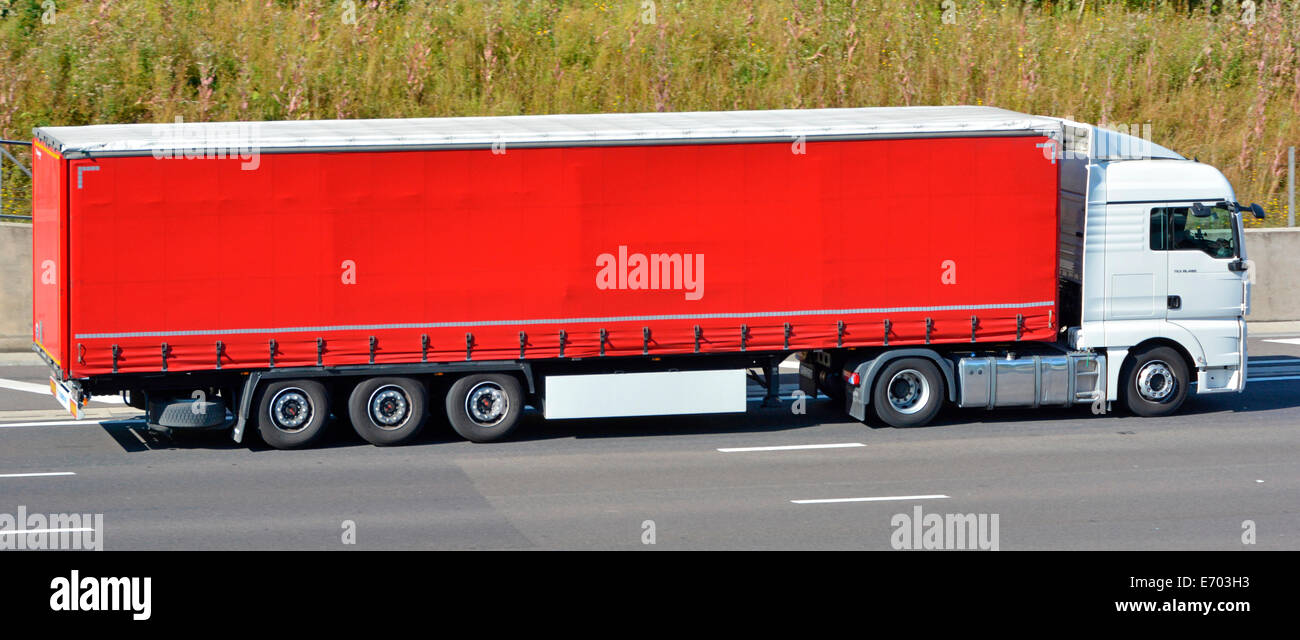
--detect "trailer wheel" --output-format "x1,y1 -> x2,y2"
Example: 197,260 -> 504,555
256,380 -> 331,449
1121,346 -> 1188,417
871,358 -> 944,428
446,374 -> 524,443
348,377 -> 429,446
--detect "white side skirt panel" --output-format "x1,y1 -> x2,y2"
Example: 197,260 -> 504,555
544,369 -> 747,419
1197,367 -> 1243,393
1105,346 -> 1129,402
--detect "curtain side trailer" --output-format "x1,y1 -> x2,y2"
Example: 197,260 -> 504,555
30,107 -> 1259,448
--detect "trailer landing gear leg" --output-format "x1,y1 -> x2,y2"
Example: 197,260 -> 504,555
762,359 -> 782,408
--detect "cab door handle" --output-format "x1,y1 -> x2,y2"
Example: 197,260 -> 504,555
1167,295 -> 1181,310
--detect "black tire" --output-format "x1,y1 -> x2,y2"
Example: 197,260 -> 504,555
348,377 -> 429,446
256,379 -> 331,449
445,374 -> 525,443
1121,345 -> 1189,417
871,358 -> 944,428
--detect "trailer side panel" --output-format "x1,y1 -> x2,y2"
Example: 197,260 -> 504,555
62,135 -> 1058,376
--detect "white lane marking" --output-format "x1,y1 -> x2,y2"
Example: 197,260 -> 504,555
0,528 -> 94,536
127,428 -> 148,444
1262,338 -> 1300,345
0,471 -> 76,478
792,494 -> 950,505
0,418 -> 144,429
0,420 -> 94,428
778,360 -> 802,371
0,378 -> 52,395
1244,375 -> 1300,383
718,443 -> 865,453
0,378 -> 123,404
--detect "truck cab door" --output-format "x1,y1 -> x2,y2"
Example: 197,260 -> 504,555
1163,204 -> 1246,319
1161,203 -> 1247,371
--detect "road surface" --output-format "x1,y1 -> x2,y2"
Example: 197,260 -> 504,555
0,339 -> 1296,550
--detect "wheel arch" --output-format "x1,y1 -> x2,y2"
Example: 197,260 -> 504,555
1100,320 -> 1207,401
1119,337 -> 1197,386
846,349 -> 956,421
1108,337 -> 1197,404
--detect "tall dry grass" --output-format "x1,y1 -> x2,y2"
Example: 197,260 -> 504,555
0,0 -> 1296,222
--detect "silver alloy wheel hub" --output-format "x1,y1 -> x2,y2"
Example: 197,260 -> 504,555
886,369 -> 930,415
1136,360 -> 1176,402
368,385 -> 410,429
466,382 -> 507,427
270,388 -> 311,432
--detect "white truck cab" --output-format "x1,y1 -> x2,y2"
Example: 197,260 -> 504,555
1063,122 -> 1255,412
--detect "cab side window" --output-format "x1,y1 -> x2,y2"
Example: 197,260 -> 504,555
1149,206 -> 1236,259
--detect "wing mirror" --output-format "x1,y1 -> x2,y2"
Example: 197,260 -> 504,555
1222,201 -> 1267,220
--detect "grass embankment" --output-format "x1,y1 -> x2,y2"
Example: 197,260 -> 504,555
0,0 -> 1296,223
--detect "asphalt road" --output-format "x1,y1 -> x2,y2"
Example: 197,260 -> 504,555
0,339 -> 1296,550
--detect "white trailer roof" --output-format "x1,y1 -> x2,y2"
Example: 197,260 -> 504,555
35,106 -> 1065,158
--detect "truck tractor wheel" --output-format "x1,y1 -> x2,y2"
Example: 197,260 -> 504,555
871,358 -> 944,428
1121,346 -> 1189,417
348,377 -> 429,446
256,380 -> 331,449
446,374 -> 525,443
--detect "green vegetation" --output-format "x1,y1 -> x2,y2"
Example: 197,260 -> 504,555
1,0 -> 1296,223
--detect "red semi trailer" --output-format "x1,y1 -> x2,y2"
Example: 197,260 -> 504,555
34,106 -> 1236,449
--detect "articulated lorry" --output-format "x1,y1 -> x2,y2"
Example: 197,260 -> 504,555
30,106 -> 1262,449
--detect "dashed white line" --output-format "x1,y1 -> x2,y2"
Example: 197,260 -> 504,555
0,471 -> 76,479
0,378 -> 123,404
0,418 -> 144,429
1262,338 -> 1300,345
0,378 -> 53,395
1243,375 -> 1300,383
791,494 -> 950,505
0,528 -> 94,536
718,443 -> 865,453
0,420 -> 95,428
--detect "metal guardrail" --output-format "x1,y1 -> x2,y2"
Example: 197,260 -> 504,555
0,139 -> 32,221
